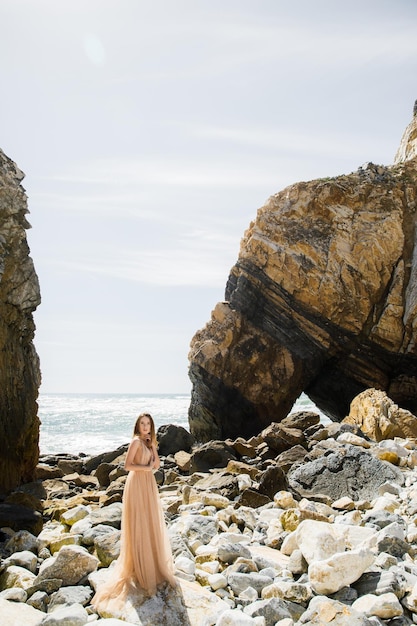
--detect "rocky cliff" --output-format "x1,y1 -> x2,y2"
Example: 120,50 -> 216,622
188,103 -> 417,442
0,149 -> 41,492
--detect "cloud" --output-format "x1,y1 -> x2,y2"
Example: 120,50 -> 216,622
43,228 -> 238,288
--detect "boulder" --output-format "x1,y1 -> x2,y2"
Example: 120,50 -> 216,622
261,423 -> 305,454
157,424 -> 195,456
188,105 -> 417,441
287,444 -> 403,501
257,465 -> 287,500
34,545 -> 99,586
344,388 -> 417,441
189,441 -> 237,473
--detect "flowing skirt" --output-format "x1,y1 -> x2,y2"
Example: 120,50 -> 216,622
92,462 -> 176,610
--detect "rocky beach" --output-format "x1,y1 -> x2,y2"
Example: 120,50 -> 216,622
2,388 -> 417,625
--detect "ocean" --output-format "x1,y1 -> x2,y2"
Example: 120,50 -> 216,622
38,392 -> 327,457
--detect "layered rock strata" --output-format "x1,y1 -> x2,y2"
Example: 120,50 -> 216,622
0,149 -> 41,492
189,102 -> 417,442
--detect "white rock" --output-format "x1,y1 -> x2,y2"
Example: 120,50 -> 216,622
333,510 -> 362,526
337,432 -> 370,448
0,586 -> 28,601
371,495 -> 399,513
70,517 -> 93,535
261,580 -> 312,604
308,548 -> 375,595
216,608 -> 261,625
37,523 -> 68,551
351,592 -> 403,618
199,560 -> 220,575
296,520 -> 346,563
237,474 -> 253,490
274,491 -> 297,509
174,556 -> 195,576
4,550 -> 38,573
40,602 -> 89,625
239,586 -> 258,602
208,573 -> 228,591
0,597 -> 44,626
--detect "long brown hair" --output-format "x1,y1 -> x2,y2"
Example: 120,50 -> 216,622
133,412 -> 157,447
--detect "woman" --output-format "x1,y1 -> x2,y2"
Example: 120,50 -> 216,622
92,412 -> 176,610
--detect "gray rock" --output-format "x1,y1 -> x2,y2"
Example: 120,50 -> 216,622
27,590 -> 49,611
4,530 -> 38,555
82,523 -> 116,546
287,444 -> 403,501
34,545 -> 99,586
353,570 -> 408,599
227,572 -> 273,596
218,542 -> 252,564
26,578 -> 63,598
94,529 -> 121,566
88,502 -> 122,528
48,585 -> 93,611
244,596 -> 304,625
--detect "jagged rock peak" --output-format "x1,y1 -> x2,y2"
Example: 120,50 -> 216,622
394,99 -> 417,164
188,104 -> 417,443
0,149 -> 41,493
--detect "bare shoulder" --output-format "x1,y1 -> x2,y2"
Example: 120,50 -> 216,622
127,437 -> 140,452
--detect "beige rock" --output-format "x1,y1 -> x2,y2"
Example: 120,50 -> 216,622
273,491 -> 298,509
174,450 -> 191,472
49,533 -> 83,554
351,592 -> 403,618
308,547 -> 375,595
394,105 -> 417,163
0,565 -> 36,591
302,595 -> 374,625
60,504 -> 90,526
344,388 -> 417,442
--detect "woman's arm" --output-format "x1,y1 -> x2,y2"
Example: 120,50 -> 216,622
150,444 -> 161,470
124,439 -> 153,472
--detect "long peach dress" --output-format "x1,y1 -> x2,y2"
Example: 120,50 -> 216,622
92,438 -> 176,609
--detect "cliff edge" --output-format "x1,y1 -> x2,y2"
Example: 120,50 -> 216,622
188,102 -> 417,442
0,149 -> 41,492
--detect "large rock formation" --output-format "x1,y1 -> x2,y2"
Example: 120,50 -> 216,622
188,102 -> 417,442
0,149 -> 41,492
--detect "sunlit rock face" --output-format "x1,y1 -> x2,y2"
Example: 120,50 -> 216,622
188,103 -> 417,442
0,149 -> 41,492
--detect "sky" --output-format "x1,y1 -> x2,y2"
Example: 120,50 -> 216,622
1,0 -> 417,394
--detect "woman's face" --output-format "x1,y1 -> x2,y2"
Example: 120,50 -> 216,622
139,416 -> 151,437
